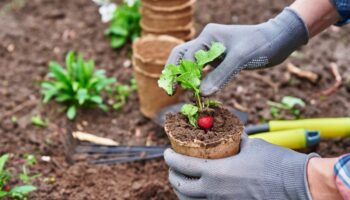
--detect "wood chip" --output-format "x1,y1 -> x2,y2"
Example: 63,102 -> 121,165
319,62 -> 342,96
72,131 -> 119,146
287,62 -> 319,83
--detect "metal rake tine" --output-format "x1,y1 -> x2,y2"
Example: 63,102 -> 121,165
89,152 -> 164,165
76,145 -> 168,154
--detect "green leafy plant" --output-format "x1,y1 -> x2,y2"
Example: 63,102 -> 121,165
105,0 -> 141,48
0,154 -> 37,199
158,42 -> 226,127
31,115 -> 48,127
112,78 -> 137,110
41,51 -> 116,120
267,96 -> 305,119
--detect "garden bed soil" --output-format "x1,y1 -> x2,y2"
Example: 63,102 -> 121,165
1,0 -> 350,199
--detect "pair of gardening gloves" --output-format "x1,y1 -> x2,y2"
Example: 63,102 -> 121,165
164,8 -> 319,199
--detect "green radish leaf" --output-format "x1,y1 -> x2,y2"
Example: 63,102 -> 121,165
10,185 -> 37,194
205,99 -> 222,107
67,105 -> 77,120
55,94 -> 73,102
98,104 -> 109,112
65,51 -> 75,75
31,116 -> 48,127
48,62 -> 69,84
105,26 -> 128,36
111,36 -> 127,48
0,154 -> 9,174
177,72 -> 200,91
0,191 -> 8,198
281,96 -> 305,109
179,60 -> 200,77
90,95 -> 103,104
77,88 -> 88,105
113,102 -> 124,110
130,78 -> 137,91
195,42 -> 226,67
42,89 -> 57,103
181,104 -> 199,127
158,64 -> 181,95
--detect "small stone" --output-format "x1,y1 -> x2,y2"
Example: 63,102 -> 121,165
41,156 -> 51,162
82,120 -> 88,126
76,123 -> 83,131
53,47 -> 60,54
123,59 -> 131,68
131,182 -> 142,191
7,44 -> 15,52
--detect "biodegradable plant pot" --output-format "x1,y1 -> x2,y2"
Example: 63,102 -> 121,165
141,27 -> 195,41
141,20 -> 193,33
164,107 -> 244,159
132,35 -> 184,118
142,0 -> 196,12
141,14 -> 192,30
141,6 -> 193,18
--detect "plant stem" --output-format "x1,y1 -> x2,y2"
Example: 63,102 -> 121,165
196,93 -> 203,111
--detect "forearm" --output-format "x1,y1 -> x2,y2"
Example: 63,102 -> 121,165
290,0 -> 340,37
307,157 -> 342,200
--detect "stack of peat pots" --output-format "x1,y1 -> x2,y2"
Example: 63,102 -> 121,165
132,35 -> 184,118
140,0 -> 195,41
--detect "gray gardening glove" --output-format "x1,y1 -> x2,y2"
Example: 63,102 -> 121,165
167,8 -> 309,96
164,135 -> 319,200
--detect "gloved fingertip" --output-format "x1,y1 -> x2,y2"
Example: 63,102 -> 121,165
199,81 -> 219,97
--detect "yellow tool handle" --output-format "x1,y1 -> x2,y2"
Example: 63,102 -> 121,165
249,129 -> 320,149
269,118 -> 350,138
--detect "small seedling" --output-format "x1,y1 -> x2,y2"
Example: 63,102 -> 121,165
267,96 -> 305,119
105,0 -> 141,48
41,51 -> 116,120
23,154 -> 36,166
0,154 -> 37,199
113,78 -> 137,110
31,115 -> 48,127
11,116 -> 17,124
158,42 -> 226,128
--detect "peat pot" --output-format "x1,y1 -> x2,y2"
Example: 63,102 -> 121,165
132,35 -> 184,118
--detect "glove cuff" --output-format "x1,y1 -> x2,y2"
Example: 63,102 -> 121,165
282,152 -> 320,200
303,153 -> 321,200
275,7 -> 310,45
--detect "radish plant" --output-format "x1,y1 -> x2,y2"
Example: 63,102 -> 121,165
41,51 -> 116,120
105,0 -> 141,48
112,78 -> 137,110
158,42 -> 225,128
0,154 -> 37,199
267,96 -> 305,119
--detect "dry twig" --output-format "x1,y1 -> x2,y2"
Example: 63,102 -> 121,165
287,62 -> 319,83
319,62 -> 342,96
245,72 -> 279,93
2,100 -> 37,118
72,131 -> 119,146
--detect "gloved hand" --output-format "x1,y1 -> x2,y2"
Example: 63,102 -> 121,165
164,135 -> 319,200
166,8 -> 309,96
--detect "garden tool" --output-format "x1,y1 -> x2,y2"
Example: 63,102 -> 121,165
72,129 -> 319,165
245,117 -> 350,138
250,129 -> 320,149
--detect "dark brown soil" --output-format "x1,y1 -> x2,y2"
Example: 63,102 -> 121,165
165,107 -> 243,144
0,0 -> 350,199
